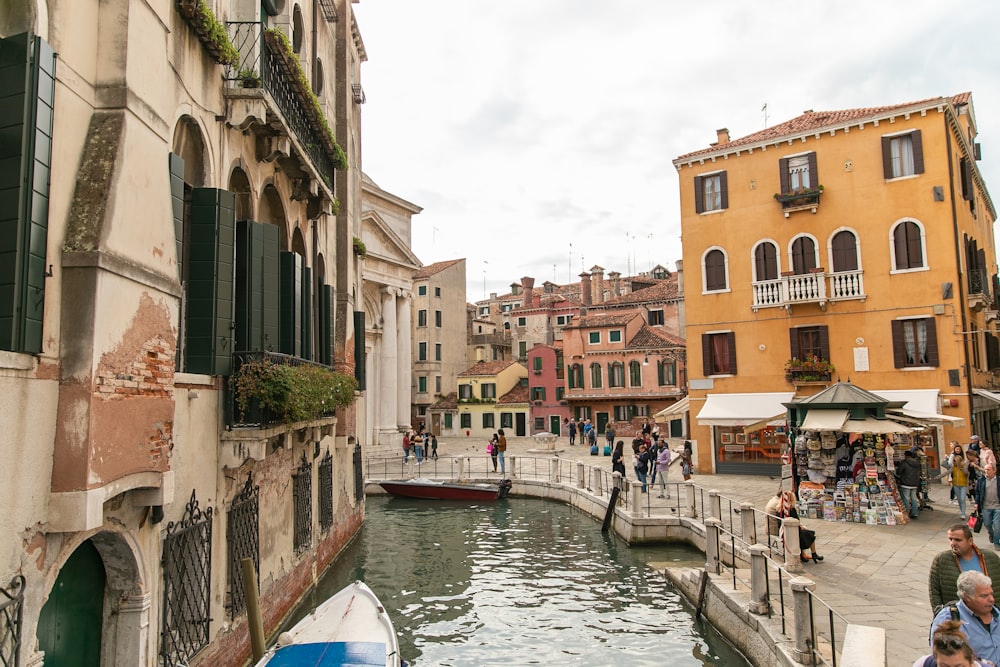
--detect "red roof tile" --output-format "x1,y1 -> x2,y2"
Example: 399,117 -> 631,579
627,324 -> 685,349
497,383 -> 529,405
563,312 -> 638,329
429,392 -> 458,410
414,258 -> 464,279
458,359 -> 518,377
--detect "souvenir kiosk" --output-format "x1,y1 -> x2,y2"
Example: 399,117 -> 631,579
784,382 -> 917,526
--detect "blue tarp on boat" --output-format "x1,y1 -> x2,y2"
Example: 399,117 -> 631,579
265,642 -> 387,667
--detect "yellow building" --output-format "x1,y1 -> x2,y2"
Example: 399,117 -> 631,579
455,360 -> 530,439
674,93 -> 997,475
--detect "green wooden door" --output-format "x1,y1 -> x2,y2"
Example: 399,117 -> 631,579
549,415 -> 561,436
37,540 -> 105,665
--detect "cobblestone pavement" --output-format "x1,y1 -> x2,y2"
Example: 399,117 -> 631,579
418,434 -> 963,666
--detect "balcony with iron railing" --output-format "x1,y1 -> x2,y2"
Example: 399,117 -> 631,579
968,268 -> 992,310
224,22 -> 343,194
752,270 -> 864,311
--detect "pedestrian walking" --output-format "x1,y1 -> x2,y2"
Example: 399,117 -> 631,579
680,441 -> 693,481
898,450 -> 922,519
655,444 -> 671,498
566,418 -> 575,446
403,431 -> 411,463
634,444 -> 650,493
488,433 -> 499,471
951,450 -> 971,519
611,441 -> 626,478
497,429 -> 507,475
606,425 -> 615,448
413,432 -> 425,465
430,434 -> 438,460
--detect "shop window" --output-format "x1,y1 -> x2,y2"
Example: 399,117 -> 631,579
702,332 -> 736,376
891,318 -> 938,367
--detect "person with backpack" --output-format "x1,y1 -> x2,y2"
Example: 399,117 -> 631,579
929,571 -> 1000,667
929,523 -> 1000,614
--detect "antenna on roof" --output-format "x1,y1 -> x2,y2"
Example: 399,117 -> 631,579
762,102 -> 769,128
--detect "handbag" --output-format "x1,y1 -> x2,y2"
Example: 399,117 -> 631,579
968,512 -> 984,533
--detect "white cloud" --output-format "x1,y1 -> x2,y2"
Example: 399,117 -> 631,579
355,0 -> 1000,301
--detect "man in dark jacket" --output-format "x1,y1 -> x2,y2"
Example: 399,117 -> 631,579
929,523 -> 1000,613
975,463 -> 1000,549
897,450 -> 922,519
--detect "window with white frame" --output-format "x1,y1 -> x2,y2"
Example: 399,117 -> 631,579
694,171 -> 728,213
609,330 -> 622,343
882,131 -> 924,179
588,331 -> 600,344
703,248 -> 728,292
892,220 -> 926,271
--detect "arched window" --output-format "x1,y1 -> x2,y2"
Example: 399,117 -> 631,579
753,242 -> 779,281
568,363 -> 583,389
831,230 -> 859,272
590,363 -> 603,389
791,236 -> 817,274
704,248 -> 727,291
608,362 -> 624,387
893,220 -> 925,270
628,360 -> 642,387
657,360 -> 676,386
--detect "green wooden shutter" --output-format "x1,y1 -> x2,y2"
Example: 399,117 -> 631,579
300,264 -> 312,360
185,188 -> 235,375
279,251 -> 302,356
168,153 -> 185,280
235,220 -> 263,351
354,310 -> 366,390
693,175 -> 704,214
319,283 -> 333,366
0,33 -> 55,354
261,224 -> 279,351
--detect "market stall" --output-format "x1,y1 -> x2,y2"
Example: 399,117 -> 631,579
784,382 -> 920,526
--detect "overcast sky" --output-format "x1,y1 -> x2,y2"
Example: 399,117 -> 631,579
353,1 -> 1000,302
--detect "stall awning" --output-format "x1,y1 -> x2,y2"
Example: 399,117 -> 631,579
975,388 -> 1000,405
841,417 -> 912,434
799,409 -> 849,431
654,396 -> 689,421
696,392 -> 795,427
873,389 -> 964,423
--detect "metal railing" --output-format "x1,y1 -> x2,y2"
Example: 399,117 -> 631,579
226,474 -> 259,619
0,576 -> 24,667
227,350 -> 338,429
225,22 -> 335,189
292,454 -> 313,554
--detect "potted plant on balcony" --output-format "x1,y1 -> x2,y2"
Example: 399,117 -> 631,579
784,355 -> 835,382
774,185 -> 824,207
238,68 -> 261,88
231,357 -> 357,424
352,236 -> 367,258
175,0 -> 240,67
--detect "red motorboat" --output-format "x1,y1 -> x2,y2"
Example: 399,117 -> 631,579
379,478 -> 512,501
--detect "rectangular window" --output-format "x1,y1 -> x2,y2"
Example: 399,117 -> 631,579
533,356 -> 542,372
517,316 -> 526,326
435,287 -> 441,297
417,310 -> 427,327
435,343 -> 442,361
435,376 -> 441,393
518,341 -> 527,358
459,384 -> 472,399
882,130 -> 924,179
779,152 -> 818,195
648,310 -> 664,326
576,406 -> 591,420
694,171 -> 728,213
892,318 -> 939,368
534,417 -> 545,431
418,376 -> 427,392
418,285 -> 427,295
460,413 -> 471,428
444,412 -> 453,429
608,363 -> 624,387
702,332 -> 737,375
531,387 -> 545,401
556,386 -> 565,400
501,413 -> 513,428
481,383 -> 497,399
658,360 -> 676,386
609,330 -> 622,343
588,332 -> 600,344
789,325 -> 830,361
614,405 -> 630,421
556,315 -> 568,325
418,341 -> 427,361
479,306 -> 490,316
483,413 -> 495,428
435,311 -> 442,327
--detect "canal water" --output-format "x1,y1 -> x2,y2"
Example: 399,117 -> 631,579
289,496 -> 750,666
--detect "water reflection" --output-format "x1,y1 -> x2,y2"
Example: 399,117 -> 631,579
293,497 -> 748,666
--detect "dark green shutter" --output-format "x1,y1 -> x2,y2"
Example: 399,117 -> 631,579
693,176 -> 704,214
168,153 -> 185,280
354,310 -> 366,390
319,283 -> 333,366
185,188 -> 234,375
279,251 -> 302,356
261,224 -> 279,351
0,33 -> 55,354
300,264 -> 312,360
235,220 -> 263,351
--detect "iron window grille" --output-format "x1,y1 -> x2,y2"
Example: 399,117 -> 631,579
0,576 -> 25,667
292,454 -> 313,553
160,492 -> 213,667
319,449 -> 334,531
226,474 -> 259,620
353,444 -> 364,503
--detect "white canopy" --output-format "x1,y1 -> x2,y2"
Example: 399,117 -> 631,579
696,392 -> 795,427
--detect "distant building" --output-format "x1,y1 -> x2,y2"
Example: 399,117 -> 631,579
526,343 -> 571,435
411,258 -> 467,432
451,360 -> 529,439
675,93 -> 995,475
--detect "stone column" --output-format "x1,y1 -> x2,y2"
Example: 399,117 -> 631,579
705,517 -> 722,574
783,517 -> 804,573
379,287 -> 398,438
748,544 -> 770,614
396,289 -> 412,430
791,576 -> 817,664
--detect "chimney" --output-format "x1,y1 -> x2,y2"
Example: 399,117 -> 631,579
675,260 -> 684,295
592,267 -> 605,304
609,271 -> 621,297
579,272 -> 592,306
510,283 -> 521,296
716,128 -> 729,145
521,276 -> 535,308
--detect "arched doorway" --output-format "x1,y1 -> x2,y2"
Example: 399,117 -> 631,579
37,540 -> 105,665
